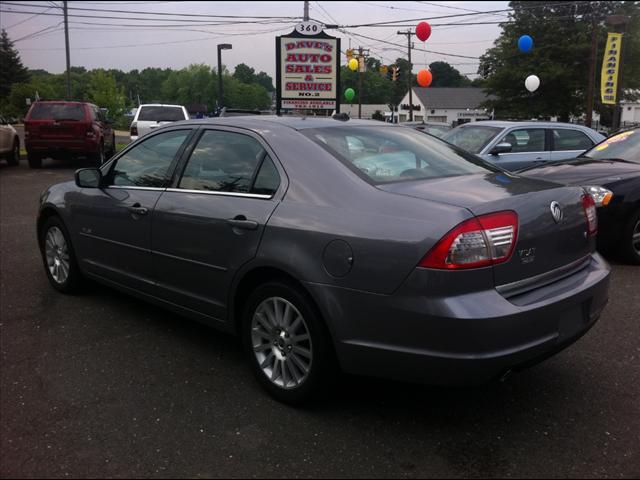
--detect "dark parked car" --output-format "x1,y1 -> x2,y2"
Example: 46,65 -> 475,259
521,128 -> 640,264
37,117 -> 610,403
25,101 -> 116,168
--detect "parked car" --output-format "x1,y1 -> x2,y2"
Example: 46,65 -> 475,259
0,115 -> 20,166
24,101 -> 115,168
403,120 -> 452,138
521,128 -> 640,264
442,121 -> 605,171
130,104 -> 189,141
37,117 -> 610,403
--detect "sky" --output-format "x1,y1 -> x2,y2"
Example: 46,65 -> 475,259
0,1 -> 511,78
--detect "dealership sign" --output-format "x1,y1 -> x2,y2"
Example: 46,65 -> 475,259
276,24 -> 341,113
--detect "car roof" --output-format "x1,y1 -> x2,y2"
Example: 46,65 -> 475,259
172,115 -> 392,131
458,120 -> 596,130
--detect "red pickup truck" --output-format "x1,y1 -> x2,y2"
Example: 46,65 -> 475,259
24,101 -> 116,168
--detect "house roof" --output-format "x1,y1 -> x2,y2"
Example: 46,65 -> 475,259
412,87 -> 491,109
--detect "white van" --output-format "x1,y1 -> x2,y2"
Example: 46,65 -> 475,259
130,104 -> 189,141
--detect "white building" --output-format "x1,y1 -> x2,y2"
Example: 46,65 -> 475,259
396,87 -> 492,125
621,99 -> 640,126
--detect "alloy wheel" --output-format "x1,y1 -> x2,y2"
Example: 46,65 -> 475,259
633,219 -> 640,255
45,226 -> 70,284
251,296 -> 313,390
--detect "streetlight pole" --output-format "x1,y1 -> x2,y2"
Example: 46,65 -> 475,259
217,43 -> 232,112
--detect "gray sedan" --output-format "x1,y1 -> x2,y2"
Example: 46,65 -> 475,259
37,117 -> 610,403
442,121 -> 605,171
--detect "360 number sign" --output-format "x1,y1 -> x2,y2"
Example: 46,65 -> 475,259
295,22 -> 323,35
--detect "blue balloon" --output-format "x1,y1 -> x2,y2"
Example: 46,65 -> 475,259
518,35 -> 533,53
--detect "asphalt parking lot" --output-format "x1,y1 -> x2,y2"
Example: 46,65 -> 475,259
1,160 -> 639,478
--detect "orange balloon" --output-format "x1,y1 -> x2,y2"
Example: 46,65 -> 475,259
417,69 -> 432,87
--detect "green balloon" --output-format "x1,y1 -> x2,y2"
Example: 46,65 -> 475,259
345,88 -> 355,102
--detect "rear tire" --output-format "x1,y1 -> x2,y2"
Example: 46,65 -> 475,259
620,210 -> 640,265
39,216 -> 83,293
7,140 -> 20,166
28,153 -> 42,168
241,280 -> 335,404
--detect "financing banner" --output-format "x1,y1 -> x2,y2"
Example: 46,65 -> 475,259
276,26 -> 341,113
601,33 -> 623,105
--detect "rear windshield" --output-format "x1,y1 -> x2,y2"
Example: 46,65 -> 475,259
441,125 -> 503,154
137,106 -> 186,122
584,129 -> 640,163
29,103 -> 85,121
302,126 -> 497,184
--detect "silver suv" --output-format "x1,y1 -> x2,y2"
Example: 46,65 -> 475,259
130,104 -> 189,141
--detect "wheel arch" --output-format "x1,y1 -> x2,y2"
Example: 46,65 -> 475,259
230,264 -> 336,344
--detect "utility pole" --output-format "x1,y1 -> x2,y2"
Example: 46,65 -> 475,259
303,1 -> 309,21
63,0 -> 71,100
357,47 -> 369,119
398,30 -> 414,122
585,14 -> 598,128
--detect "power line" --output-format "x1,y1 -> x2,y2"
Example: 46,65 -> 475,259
2,2 -> 303,19
3,5 -> 53,28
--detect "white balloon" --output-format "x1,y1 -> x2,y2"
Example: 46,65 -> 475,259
525,75 -> 540,92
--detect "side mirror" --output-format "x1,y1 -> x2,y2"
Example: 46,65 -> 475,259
490,142 -> 513,155
75,168 -> 103,188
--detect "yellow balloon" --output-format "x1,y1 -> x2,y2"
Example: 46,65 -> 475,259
348,58 -> 358,71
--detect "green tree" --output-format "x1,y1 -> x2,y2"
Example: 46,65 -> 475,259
428,61 -> 472,87
87,70 -> 126,117
255,71 -> 275,92
0,29 -> 30,101
233,63 -> 256,84
3,79 -> 56,117
479,1 -> 640,121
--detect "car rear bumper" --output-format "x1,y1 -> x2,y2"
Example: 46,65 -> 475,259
26,139 -> 100,155
306,252 -> 610,385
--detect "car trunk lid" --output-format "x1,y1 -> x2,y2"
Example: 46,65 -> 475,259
378,172 -> 593,287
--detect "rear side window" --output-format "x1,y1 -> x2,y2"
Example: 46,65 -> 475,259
178,130 -> 279,195
553,129 -> 593,151
110,130 -> 190,187
500,129 -> 545,153
28,103 -> 85,121
303,126 -> 494,184
137,106 -> 186,122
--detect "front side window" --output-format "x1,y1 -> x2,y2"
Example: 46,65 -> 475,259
304,126 -> 496,184
499,129 -> 545,153
179,130 -> 280,195
553,129 -> 593,151
110,130 -> 190,187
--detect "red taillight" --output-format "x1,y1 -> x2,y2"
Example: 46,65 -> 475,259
582,193 -> 598,236
419,211 -> 519,270
130,122 -> 138,136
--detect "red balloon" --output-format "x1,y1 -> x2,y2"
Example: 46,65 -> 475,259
416,21 -> 431,42
417,69 -> 432,87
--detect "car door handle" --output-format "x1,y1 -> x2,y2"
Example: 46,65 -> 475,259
128,203 -> 148,216
227,216 -> 258,230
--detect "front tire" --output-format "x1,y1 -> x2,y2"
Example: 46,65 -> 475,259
40,216 -> 83,293
7,140 -> 20,166
621,210 -> 640,265
242,281 -> 335,404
